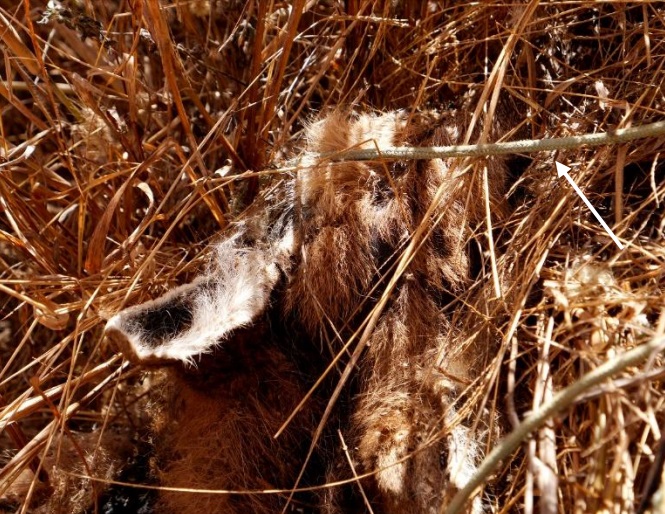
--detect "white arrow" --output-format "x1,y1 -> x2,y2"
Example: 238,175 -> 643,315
555,161 -> 624,249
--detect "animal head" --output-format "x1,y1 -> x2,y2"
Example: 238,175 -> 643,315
105,110 -> 505,366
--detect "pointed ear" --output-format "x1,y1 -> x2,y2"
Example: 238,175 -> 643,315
104,236 -> 286,365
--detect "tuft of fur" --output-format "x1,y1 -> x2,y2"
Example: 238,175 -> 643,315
105,110 -> 509,513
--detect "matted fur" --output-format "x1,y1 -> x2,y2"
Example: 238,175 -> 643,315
105,110 -> 509,513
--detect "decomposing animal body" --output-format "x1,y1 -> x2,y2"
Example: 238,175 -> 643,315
105,110 -> 509,513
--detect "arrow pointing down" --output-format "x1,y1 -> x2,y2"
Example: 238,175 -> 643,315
555,161 -> 624,250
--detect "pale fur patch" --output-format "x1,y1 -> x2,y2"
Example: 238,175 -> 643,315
376,427 -> 410,495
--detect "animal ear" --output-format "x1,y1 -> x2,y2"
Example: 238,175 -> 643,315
104,236 -> 286,365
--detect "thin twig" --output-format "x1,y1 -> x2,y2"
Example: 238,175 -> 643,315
316,119 -> 665,162
444,331 -> 665,514
338,430 -> 375,514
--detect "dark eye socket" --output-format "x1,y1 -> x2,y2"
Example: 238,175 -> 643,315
391,160 -> 409,177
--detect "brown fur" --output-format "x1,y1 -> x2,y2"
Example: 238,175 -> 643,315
151,341 -> 319,513
105,109 -> 510,513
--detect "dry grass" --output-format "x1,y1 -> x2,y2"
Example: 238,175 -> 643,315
1,1 -> 665,513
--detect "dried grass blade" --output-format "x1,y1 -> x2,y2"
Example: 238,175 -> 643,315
143,0 -> 225,226
0,10 -> 40,76
84,176 -> 132,274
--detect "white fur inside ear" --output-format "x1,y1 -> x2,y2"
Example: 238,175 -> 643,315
105,237 -> 282,365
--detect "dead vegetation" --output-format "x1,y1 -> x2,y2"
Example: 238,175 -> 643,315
1,1 -> 665,513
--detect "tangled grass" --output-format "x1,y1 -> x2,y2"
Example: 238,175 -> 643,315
1,1 -> 665,513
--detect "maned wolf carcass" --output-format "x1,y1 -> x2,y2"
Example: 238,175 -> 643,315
105,110 -> 509,513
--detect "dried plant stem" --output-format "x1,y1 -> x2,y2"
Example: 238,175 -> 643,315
324,119 -> 665,161
338,430 -> 375,514
0,356 -> 123,430
444,330 -> 665,514
0,360 -> 129,492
